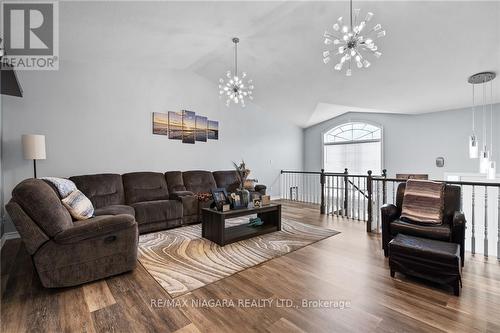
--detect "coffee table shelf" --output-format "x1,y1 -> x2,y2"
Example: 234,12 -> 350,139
201,204 -> 281,246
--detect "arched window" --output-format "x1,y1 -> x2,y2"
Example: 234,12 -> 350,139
323,122 -> 382,174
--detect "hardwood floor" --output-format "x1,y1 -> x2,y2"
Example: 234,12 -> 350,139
2,200 -> 500,333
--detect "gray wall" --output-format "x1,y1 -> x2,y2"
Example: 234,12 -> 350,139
304,104 -> 500,179
2,60 -> 303,232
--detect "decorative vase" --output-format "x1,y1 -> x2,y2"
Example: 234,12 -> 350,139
237,188 -> 250,207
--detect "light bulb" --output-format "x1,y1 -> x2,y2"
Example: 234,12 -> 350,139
343,35 -> 349,41
358,21 -> 366,32
323,57 -> 331,64
365,12 -> 374,22
333,23 -> 340,31
242,72 -> 247,78
333,39 -> 340,45
356,61 -> 362,68
342,25 -> 349,33
350,50 -> 356,56
323,51 -> 330,57
480,149 -> 490,173
226,71 -> 231,78
338,46 -> 345,54
346,68 -> 352,76
334,63 -> 342,71
363,59 -> 371,68
365,38 -> 373,45
487,161 -> 496,179
324,38 -> 332,45
469,135 -> 479,159
377,30 -> 386,38
373,24 -> 381,31
355,55 -> 361,61
374,51 -> 382,58
219,78 -> 224,83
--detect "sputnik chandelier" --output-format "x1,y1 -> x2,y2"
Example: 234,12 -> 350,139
218,37 -> 254,107
323,0 -> 386,76
468,72 -> 496,179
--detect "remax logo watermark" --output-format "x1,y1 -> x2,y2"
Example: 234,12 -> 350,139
1,1 -> 59,70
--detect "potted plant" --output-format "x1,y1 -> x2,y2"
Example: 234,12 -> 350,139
232,160 -> 251,207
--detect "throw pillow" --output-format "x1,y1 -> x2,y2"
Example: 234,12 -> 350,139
41,177 -> 77,198
62,190 -> 94,220
400,180 -> 445,224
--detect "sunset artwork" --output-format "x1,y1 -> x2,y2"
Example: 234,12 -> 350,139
152,111 -> 218,144
152,112 -> 168,135
208,120 -> 219,140
195,116 -> 208,142
168,111 -> 182,140
182,110 -> 196,144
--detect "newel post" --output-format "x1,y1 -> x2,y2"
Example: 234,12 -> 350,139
382,169 -> 387,205
343,168 -> 349,216
320,168 -> 326,214
367,170 -> 373,232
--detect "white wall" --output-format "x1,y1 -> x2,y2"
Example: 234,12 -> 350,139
304,105 -> 500,179
1,60 -> 303,232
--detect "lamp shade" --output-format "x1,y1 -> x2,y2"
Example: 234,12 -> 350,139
22,134 -> 46,160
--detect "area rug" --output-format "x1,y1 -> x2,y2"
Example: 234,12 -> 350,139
137,218 -> 339,297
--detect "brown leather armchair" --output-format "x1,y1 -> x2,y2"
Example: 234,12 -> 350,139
381,182 -> 466,266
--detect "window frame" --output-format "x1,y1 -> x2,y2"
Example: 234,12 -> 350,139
321,120 -> 384,175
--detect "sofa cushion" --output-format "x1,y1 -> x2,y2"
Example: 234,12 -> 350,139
12,179 -> 73,237
62,190 -> 95,220
94,205 -> 135,217
401,180 -> 445,224
182,171 -> 217,194
213,170 -> 240,193
70,174 -> 125,209
122,172 -> 169,204
131,200 -> 182,225
390,219 -> 451,241
165,171 -> 186,192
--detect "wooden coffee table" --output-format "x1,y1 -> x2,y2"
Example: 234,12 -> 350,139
201,204 -> 281,246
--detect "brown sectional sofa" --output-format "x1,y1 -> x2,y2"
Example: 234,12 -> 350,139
6,170 -> 266,288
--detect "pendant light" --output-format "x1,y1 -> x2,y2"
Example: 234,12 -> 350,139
468,72 -> 496,174
479,80 -> 490,174
468,84 -> 479,158
488,80 -> 496,179
218,37 -> 254,107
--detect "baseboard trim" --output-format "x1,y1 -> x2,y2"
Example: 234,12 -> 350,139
1,231 -> 20,249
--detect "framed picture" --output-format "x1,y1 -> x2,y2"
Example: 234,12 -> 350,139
253,198 -> 261,208
152,112 -> 168,136
195,116 -> 208,142
208,120 -> 219,140
168,111 -> 182,140
182,110 -> 196,144
211,188 -> 229,211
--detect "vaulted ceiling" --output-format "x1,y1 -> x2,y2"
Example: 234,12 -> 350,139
61,1 -> 500,127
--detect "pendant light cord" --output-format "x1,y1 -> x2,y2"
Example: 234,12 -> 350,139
483,79 -> 487,148
350,0 -> 353,30
491,80 -> 493,157
472,84 -> 475,133
234,41 -> 238,77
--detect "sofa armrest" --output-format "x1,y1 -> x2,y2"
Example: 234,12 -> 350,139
381,204 -> 400,256
170,191 -> 195,201
54,214 -> 137,244
452,211 -> 466,266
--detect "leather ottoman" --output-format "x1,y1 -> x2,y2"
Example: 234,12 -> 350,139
388,234 -> 462,296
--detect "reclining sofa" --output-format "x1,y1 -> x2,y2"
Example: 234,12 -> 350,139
6,170 -> 266,288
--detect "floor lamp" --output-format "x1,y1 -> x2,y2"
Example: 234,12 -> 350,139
22,134 -> 46,178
